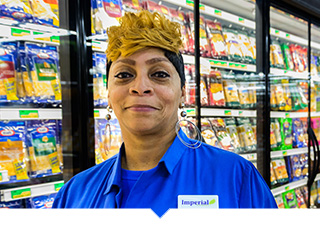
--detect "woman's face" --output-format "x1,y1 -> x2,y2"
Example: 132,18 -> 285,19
108,48 -> 185,136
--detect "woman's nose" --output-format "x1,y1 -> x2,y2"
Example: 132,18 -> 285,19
129,74 -> 153,95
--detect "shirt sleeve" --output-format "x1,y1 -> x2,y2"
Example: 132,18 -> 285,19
238,162 -> 278,208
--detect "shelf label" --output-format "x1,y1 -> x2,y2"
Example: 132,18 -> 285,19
51,36 -> 60,43
285,113 -> 290,117
33,31 -> 51,41
229,63 -> 236,68
214,9 -> 222,16
209,60 -> 227,67
286,33 -> 290,38
186,0 -> 194,7
239,111 -> 243,116
0,172 -> 2,181
224,110 -> 231,116
284,186 -> 290,191
199,4 -> 205,10
238,17 -> 244,23
54,182 -> 64,191
282,150 -> 288,156
11,188 -> 31,199
94,110 -> 100,118
11,28 -> 30,36
275,30 -> 279,35
19,110 -> 39,118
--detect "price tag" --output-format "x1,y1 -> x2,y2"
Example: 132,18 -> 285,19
225,110 -> 231,116
199,4 -> 205,10
19,110 -> 39,118
186,0 -> 194,7
200,58 -> 210,75
51,36 -> 60,44
11,188 -> 31,199
11,28 -> 30,36
214,9 -> 222,16
229,63 -> 236,68
94,110 -> 100,118
285,113 -> 290,118
275,30 -> 280,35
282,150 -> 288,156
286,34 -> 290,38
239,111 -> 243,116
186,108 -> 195,116
54,182 -> 64,191
238,17 -> 244,23
284,186 -> 290,191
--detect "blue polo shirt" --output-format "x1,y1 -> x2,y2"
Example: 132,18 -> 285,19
52,129 -> 277,217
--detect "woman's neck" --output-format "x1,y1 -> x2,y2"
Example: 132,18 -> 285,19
121,129 -> 176,171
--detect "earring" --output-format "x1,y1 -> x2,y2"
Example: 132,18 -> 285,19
175,103 -> 202,149
104,105 -> 113,156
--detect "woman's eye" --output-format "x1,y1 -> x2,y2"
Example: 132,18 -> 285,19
114,72 -> 133,79
151,71 -> 170,78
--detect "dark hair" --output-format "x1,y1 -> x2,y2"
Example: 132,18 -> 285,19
106,50 -> 185,89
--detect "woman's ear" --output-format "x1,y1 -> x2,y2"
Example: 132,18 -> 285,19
180,85 -> 186,104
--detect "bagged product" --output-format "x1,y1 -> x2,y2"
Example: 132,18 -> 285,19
201,119 -> 220,148
55,119 -> 62,168
122,0 -> 142,12
200,75 -> 208,106
207,70 -> 225,106
274,194 -> 284,208
0,121 -> 29,184
248,34 -> 256,63
270,120 -> 278,150
0,200 -> 24,208
289,81 -> 308,111
237,30 -> 254,64
295,188 -> 307,208
93,52 -> 108,107
292,118 -> 307,148
270,118 -> 282,151
237,81 -> 252,109
210,118 -> 234,152
270,40 -> 285,69
281,43 -> 295,71
205,20 -> 228,59
222,78 -> 240,108
271,158 -> 289,184
26,120 -> 61,178
225,118 -> 243,153
184,65 -> 195,106
300,153 -> 308,178
270,163 -> 278,187
279,118 -> 293,150
25,43 -> 61,105
236,117 -> 256,152
29,0 -> 59,27
0,42 -> 20,104
0,0 -> 33,22
223,28 -> 243,62
311,54 -> 318,76
286,155 -> 302,182
311,118 -> 320,143
26,193 -> 57,208
282,80 -> 292,111
250,118 -> 257,142
290,44 -> 305,72
282,189 -> 298,208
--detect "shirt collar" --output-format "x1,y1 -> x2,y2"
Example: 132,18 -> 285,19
104,129 -> 191,194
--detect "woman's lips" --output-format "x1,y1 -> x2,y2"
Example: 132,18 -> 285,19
126,105 -> 158,112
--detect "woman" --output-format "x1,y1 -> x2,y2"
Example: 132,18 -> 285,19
53,10 -> 277,216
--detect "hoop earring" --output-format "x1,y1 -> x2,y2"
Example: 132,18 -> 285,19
175,103 -> 202,149
104,106 -> 113,156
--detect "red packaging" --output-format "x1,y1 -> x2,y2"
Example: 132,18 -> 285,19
207,70 -> 225,106
187,12 -> 210,57
145,0 -> 170,17
184,65 -> 196,106
200,74 -> 209,106
206,20 -> 228,59
122,0 -> 143,12
290,44 -> 305,72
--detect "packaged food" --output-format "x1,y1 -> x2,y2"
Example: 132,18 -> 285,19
93,52 -> 107,107
279,118 -> 293,150
236,117 -> 256,152
200,75 -> 208,106
282,189 -> 298,208
281,43 -> 295,71
188,12 -> 210,57
270,120 -> 278,150
237,81 -> 252,109
0,121 -> 29,184
222,79 -> 240,108
205,20 -> 228,59
26,120 -> 61,178
292,118 -> 307,148
248,34 -> 256,63
122,0 -> 142,12
207,70 -> 225,106
300,118 -> 309,144
225,118 -> 243,153
223,28 -> 243,62
271,158 -> 289,184
286,155 -> 302,182
311,118 -> 320,143
248,80 -> 257,108
237,30 -> 254,64
56,119 -> 62,168
310,182 -> 317,207
273,82 -> 286,111
184,65 -> 195,106
26,193 -> 57,208
274,194 -> 284,208
311,54 -> 318,76
300,154 -> 308,178
290,44 -> 305,72
0,42 -> 20,104
270,163 -> 278,187
249,118 -> 257,142
0,0 -> 33,22
29,0 -> 59,27
0,200 -> 24,208
169,9 -> 190,54
300,186 -> 309,205
201,119 -> 220,148
270,40 -> 285,69
300,47 -> 308,72
210,118 -> 234,151
295,188 -> 307,208
25,43 -> 61,105
289,81 -> 308,111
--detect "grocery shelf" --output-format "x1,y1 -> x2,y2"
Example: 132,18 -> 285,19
201,108 -> 256,117
271,148 -> 308,159
270,111 -> 308,118
270,68 -> 309,79
271,178 -> 308,196
0,108 -> 62,120
239,153 -> 257,161
311,112 -> 320,117
0,180 -> 64,202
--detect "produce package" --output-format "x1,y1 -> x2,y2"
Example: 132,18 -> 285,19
281,43 -> 295,71
222,78 -> 240,108
205,20 -> 228,59
207,70 -> 225,106
237,30 -> 254,64
270,40 -> 285,69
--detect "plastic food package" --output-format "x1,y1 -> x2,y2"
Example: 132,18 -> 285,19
222,79 -> 240,108
225,118 -> 243,153
200,75 -> 208,106
0,121 -> 29,184
122,0 -> 143,12
271,158 -> 289,184
311,54 -> 318,76
26,120 -> 61,178
286,155 -> 302,182
295,188 -> 307,208
93,52 -> 107,107
29,0 -> 59,27
270,80 -> 286,111
210,118 -> 234,151
201,119 -> 220,148
290,44 -> 306,72
0,0 -> 33,22
207,70 -> 225,106
0,42 -> 21,104
223,28 -> 243,62
281,43 -> 295,71
205,20 -> 228,59
270,40 -> 285,69
274,194 -> 284,208
24,43 -> 61,105
26,193 -> 57,208
237,81 -> 252,109
292,118 -> 307,148
184,64 -> 195,106
289,81 -> 308,111
236,117 -> 256,152
0,200 -> 24,208
282,189 -> 298,208
248,34 -> 256,63
300,153 -> 308,178
270,118 -> 282,151
270,163 -> 278,187
237,31 -> 254,64
311,118 -> 320,143
279,118 -> 293,150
